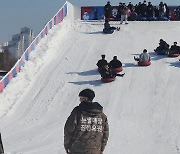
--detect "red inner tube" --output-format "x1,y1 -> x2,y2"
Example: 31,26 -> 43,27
138,61 -> 151,66
168,53 -> 180,57
111,67 -> 123,73
101,77 -> 115,83
105,17 -> 114,21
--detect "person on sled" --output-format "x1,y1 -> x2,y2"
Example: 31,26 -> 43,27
104,20 -> 120,31
168,42 -> 180,55
97,54 -> 108,69
134,49 -> 151,62
108,56 -> 122,69
100,64 -> 125,79
154,39 -> 169,55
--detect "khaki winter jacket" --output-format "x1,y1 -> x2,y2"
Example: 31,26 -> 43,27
64,101 -> 109,154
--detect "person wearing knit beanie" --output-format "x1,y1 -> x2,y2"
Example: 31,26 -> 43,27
78,88 -> 95,102
64,88 -> 109,154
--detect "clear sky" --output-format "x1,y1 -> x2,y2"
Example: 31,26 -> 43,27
0,0 -> 179,43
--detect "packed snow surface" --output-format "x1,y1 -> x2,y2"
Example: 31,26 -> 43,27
0,19 -> 180,154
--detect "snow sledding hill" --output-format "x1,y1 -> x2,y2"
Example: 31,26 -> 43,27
0,19 -> 180,154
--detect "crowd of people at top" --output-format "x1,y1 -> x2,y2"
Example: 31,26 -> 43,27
104,1 -> 180,21
104,1 -> 129,23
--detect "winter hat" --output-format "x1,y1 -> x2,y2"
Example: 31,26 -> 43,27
79,89 -> 95,101
101,54 -> 106,59
143,49 -> 147,53
113,56 -> 117,60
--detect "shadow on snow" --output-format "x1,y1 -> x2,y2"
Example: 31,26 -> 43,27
67,69 -> 99,76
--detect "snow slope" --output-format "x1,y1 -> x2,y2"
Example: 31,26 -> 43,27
0,13 -> 180,154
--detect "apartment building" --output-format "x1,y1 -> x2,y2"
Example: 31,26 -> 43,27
3,27 -> 34,60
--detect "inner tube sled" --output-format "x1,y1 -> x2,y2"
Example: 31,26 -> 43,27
111,67 -> 123,73
139,17 -> 147,21
138,61 -> 151,66
101,77 -> 115,83
156,50 -> 168,55
168,53 -> 180,57
103,28 -> 114,34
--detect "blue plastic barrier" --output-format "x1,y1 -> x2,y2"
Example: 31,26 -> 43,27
4,76 -> 9,87
157,17 -> 169,21
12,68 -> 17,77
139,17 -> 147,21
147,17 -> 157,21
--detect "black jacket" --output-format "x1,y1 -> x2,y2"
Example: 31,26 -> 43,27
104,4 -> 112,18
97,59 -> 108,68
109,59 -> 122,68
170,45 -> 180,54
104,22 -> 111,29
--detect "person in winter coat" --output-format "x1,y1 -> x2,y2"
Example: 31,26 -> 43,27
64,89 -> 109,154
168,42 -> 180,55
120,3 -> 129,24
0,133 -> 4,154
108,56 -> 122,68
140,0 -> 147,17
159,1 -> 166,17
134,49 -> 151,62
135,2 -> 142,17
100,64 -> 125,79
146,2 -> 154,18
164,3 -> 169,19
97,54 -> 108,69
127,2 -> 134,12
104,20 -> 120,31
117,2 -> 123,19
154,39 -> 169,55
104,1 -> 112,18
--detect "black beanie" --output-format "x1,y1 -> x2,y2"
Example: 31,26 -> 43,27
143,49 -> 147,53
79,89 -> 95,101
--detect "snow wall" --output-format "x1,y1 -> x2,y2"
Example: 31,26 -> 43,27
0,1 -> 79,94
